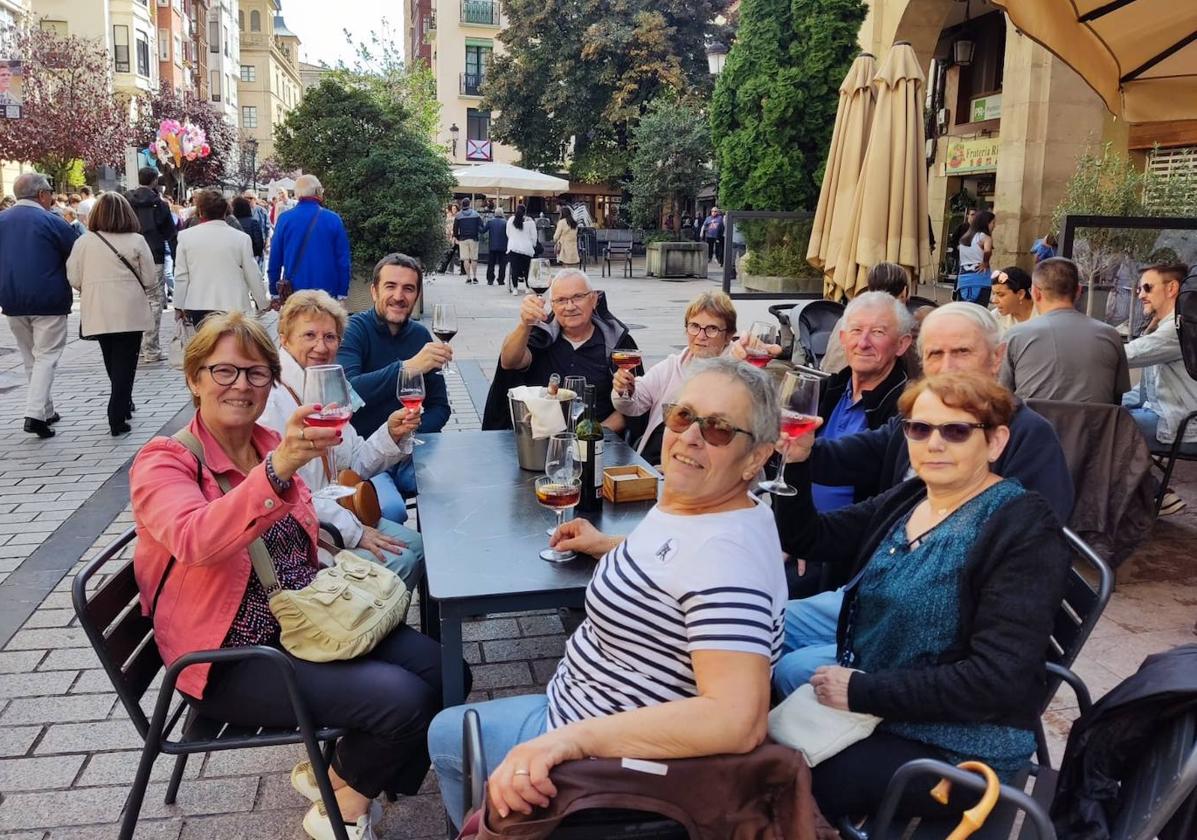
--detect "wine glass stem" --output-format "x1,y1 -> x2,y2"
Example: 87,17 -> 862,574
774,448 -> 789,485
553,509 -> 565,552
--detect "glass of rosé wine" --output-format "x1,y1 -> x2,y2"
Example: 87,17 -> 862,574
757,371 -> 820,497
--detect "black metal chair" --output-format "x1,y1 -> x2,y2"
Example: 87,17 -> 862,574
460,709 -> 687,839
797,300 -> 845,369
602,240 -> 634,278
1150,411 -> 1197,516
72,527 -> 352,840
1106,709 -> 1197,840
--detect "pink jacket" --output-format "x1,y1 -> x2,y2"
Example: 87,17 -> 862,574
130,414 -> 319,699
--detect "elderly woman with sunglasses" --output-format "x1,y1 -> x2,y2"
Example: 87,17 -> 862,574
772,372 -> 1069,821
258,290 -> 424,588
610,291 -> 738,463
428,357 -> 787,829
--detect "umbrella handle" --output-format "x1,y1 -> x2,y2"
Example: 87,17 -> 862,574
930,761 -> 1000,840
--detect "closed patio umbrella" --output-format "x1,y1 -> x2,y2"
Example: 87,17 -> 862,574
991,0 -> 1197,124
807,52 -> 877,297
831,42 -> 933,300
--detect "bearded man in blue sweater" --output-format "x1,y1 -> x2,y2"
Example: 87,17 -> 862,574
338,253 -> 454,504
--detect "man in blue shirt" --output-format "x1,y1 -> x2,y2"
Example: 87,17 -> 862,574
267,174 -> 350,304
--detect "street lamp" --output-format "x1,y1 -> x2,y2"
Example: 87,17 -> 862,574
449,123 -> 460,158
706,42 -> 728,76
246,137 -> 259,191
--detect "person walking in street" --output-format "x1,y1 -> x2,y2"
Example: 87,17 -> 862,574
67,193 -> 158,437
75,185 -> 96,224
243,189 -> 271,260
0,172 -> 80,438
955,210 -> 996,305
452,197 -> 484,284
436,202 -> 459,280
127,167 -> 179,364
232,197 -> 265,267
505,204 -> 537,294
485,207 -> 508,286
173,189 -> 268,326
267,174 -> 350,305
553,205 -> 580,267
700,207 -> 725,266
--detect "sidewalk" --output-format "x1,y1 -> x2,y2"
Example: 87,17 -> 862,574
0,267 -> 1193,838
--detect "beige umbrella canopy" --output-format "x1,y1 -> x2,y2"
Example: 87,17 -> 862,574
807,52 -> 877,298
830,42 -> 933,300
991,0 -> 1197,124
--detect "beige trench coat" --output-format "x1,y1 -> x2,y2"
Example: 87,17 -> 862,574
67,231 -> 157,337
553,219 -> 580,265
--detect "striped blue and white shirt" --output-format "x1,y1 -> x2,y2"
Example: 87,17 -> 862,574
546,499 -> 786,730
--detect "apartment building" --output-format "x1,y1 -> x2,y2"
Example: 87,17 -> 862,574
32,0 -> 158,100
205,0 -> 238,124
0,0 -> 33,196
189,0 -> 209,98
236,0 -> 300,160
297,59 -> 329,94
153,0 -> 189,94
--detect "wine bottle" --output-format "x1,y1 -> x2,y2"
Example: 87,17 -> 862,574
576,385 -> 603,511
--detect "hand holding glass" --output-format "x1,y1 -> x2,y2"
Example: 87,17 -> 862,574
432,304 -> 459,376
610,350 -> 642,396
303,365 -> 354,499
538,432 -> 582,562
744,321 -> 779,369
757,371 -> 820,497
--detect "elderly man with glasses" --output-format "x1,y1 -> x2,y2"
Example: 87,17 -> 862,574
484,269 -> 641,430
0,172 -> 81,438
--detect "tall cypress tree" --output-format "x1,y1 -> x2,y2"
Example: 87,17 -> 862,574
711,0 -> 866,211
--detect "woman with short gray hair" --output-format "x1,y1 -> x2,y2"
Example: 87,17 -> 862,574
428,357 -> 786,828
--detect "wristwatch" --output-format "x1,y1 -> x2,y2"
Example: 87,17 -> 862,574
264,452 -> 293,494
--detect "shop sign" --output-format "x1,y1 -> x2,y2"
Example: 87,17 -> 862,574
970,93 -> 1002,122
944,136 -> 1000,175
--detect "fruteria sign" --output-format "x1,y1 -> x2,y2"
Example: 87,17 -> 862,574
944,136 -> 1000,175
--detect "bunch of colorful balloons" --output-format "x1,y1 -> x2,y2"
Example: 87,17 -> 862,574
152,119 -> 211,168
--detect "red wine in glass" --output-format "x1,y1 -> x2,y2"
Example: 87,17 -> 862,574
536,481 -> 582,509
780,411 -> 818,438
433,328 -> 457,343
529,281 -> 550,295
611,350 -> 642,371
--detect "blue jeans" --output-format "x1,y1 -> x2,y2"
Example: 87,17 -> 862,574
772,588 -> 843,697
428,694 -> 550,828
351,516 -> 424,591
1122,391 -> 1197,457
369,471 -> 411,526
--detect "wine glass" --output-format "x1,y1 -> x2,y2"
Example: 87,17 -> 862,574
303,365 -> 354,499
432,304 -> 459,377
396,367 -> 426,453
537,433 -> 582,562
610,349 -> 642,397
744,321 -> 779,369
757,371 -> 820,497
563,375 -> 587,432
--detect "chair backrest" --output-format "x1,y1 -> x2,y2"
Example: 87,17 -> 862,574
1043,529 -> 1114,706
797,300 -> 845,365
71,527 -> 160,739
1111,710 -> 1197,840
607,241 -> 633,256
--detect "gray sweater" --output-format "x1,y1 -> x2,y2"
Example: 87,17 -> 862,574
999,307 -> 1129,405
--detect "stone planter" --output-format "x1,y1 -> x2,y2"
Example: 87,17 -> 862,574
645,241 -> 706,278
738,253 -> 823,294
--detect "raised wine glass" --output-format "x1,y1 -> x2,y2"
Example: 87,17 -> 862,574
537,432 -> 582,562
432,304 -> 459,377
396,367 -> 426,453
757,371 -> 820,497
302,364 -> 354,499
563,375 -> 587,432
744,321 -> 779,369
610,349 -> 642,397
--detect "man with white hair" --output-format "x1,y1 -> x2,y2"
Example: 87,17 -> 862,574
0,172 -> 81,438
810,291 -> 913,511
267,174 -> 350,305
769,301 -> 1075,696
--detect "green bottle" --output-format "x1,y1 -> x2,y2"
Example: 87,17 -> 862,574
576,384 -> 603,511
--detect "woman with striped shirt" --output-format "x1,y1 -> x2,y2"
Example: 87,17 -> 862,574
428,357 -> 787,828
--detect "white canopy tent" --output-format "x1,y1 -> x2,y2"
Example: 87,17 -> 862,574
266,176 -> 296,198
451,162 -> 569,198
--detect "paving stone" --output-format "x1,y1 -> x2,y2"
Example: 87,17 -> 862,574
75,749 -> 202,788
517,613 -> 565,636
200,743 -> 305,778
140,775 -> 261,818
0,754 -> 85,791
2,694 -> 116,725
35,719 -> 140,754
0,670 -> 77,699
463,642 -> 481,665
469,662 -> 533,690
4,628 -> 90,651
68,669 -> 117,695
0,785 -> 125,829
47,820 -> 182,840
460,618 -> 520,642
0,650 -> 45,674
177,807 -> 309,840
255,770 -> 314,810
36,648 -> 99,671
376,791 -> 449,838
20,609 -> 76,629
0,724 -> 41,757
481,636 -> 566,663
530,658 -> 562,684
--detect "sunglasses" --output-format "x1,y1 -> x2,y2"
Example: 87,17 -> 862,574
901,420 -> 989,443
662,403 -> 752,447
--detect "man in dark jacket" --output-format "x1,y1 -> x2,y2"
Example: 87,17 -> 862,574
771,301 -> 1075,696
127,167 -> 178,363
452,197 -> 484,284
485,208 -> 508,286
0,173 -> 79,438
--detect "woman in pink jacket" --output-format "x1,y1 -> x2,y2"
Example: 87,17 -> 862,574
130,312 -> 465,840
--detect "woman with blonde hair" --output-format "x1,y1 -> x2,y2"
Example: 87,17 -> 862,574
67,191 -> 157,435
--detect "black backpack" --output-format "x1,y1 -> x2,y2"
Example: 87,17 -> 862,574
1177,265 -> 1197,381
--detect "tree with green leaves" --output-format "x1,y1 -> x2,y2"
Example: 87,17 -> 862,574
626,98 -> 711,231
711,0 -> 866,211
274,79 -> 453,271
483,0 -> 721,181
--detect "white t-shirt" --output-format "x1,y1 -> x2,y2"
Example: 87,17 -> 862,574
545,499 -> 786,730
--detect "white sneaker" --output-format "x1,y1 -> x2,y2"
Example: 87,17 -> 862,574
292,761 -> 383,822
1159,489 -> 1187,516
302,800 -> 379,840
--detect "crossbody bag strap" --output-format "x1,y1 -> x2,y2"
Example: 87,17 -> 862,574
281,382 -> 333,481
286,210 -> 321,282
94,232 -> 142,282
171,429 -> 283,594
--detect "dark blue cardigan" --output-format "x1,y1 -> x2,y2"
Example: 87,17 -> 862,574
0,203 -> 79,316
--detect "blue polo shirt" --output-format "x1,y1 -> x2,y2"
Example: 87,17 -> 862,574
812,386 -> 869,512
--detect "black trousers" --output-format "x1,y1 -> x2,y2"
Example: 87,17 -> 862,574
508,252 -> 531,288
811,731 -> 976,820
486,251 -> 507,284
191,626 -> 470,799
185,310 -> 219,327
438,244 -> 459,274
706,237 -> 724,265
96,331 -> 142,428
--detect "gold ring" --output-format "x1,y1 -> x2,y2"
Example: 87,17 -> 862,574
309,440 -> 315,449
300,428 -> 307,441
513,769 -> 530,777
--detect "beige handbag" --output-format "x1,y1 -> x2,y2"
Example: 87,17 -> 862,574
766,683 -> 881,767
174,430 -> 410,662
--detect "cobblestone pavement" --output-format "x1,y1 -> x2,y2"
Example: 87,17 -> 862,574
0,263 -> 1193,838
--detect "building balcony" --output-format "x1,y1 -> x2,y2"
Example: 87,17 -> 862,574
460,0 -> 499,27
459,72 -> 486,97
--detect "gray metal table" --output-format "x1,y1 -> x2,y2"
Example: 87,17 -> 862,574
413,430 -> 657,705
